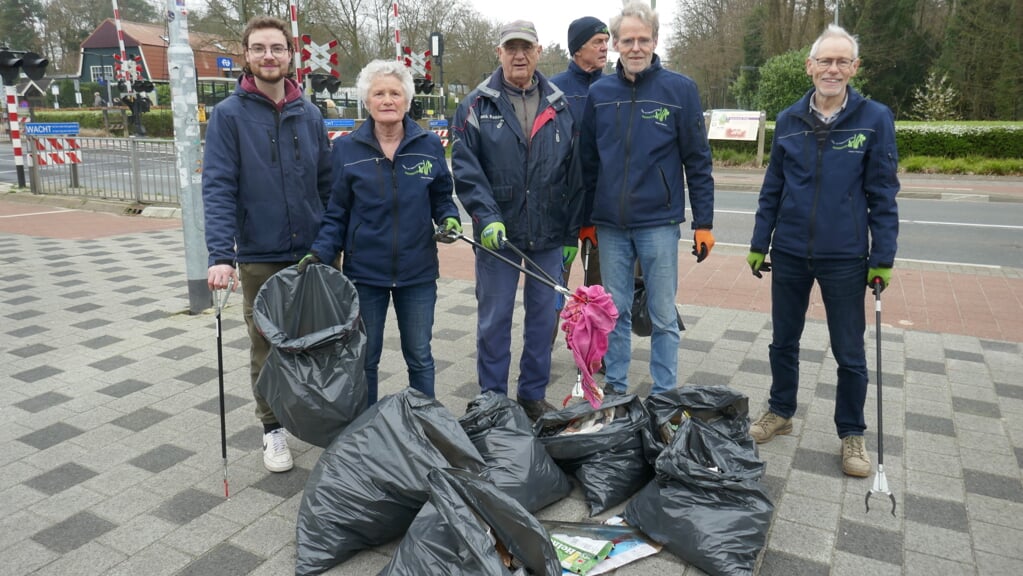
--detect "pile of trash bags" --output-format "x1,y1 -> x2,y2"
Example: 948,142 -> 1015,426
289,385 -> 773,575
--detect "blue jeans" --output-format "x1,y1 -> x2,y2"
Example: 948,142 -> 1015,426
355,281 -> 437,405
768,251 -> 868,437
597,224 -> 681,395
475,245 -> 561,401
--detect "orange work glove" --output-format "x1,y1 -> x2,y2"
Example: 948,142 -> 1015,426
579,225 -> 597,248
692,229 -> 715,263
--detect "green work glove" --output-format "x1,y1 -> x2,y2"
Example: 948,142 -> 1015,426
443,217 -> 462,234
746,251 -> 771,279
562,245 -> 578,268
297,252 -> 320,274
481,222 -> 506,250
868,266 -> 892,293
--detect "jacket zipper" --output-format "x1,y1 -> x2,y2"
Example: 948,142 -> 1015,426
619,87 -> 637,227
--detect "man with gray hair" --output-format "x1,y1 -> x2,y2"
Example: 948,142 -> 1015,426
451,20 -> 583,421
579,1 -> 716,399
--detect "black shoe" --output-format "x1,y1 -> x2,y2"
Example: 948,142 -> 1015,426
517,397 -> 556,421
602,383 -> 622,397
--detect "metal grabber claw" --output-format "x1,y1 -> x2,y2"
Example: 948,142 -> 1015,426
865,464 -> 896,516
865,277 -> 896,516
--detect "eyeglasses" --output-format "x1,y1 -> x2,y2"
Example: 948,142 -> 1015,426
813,58 -> 855,71
501,43 -> 537,56
248,45 -> 290,58
617,37 -> 654,50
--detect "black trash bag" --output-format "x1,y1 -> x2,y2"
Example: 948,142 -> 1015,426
643,385 -> 753,463
253,264 -> 367,448
631,276 -> 685,338
296,389 -> 487,576
535,394 -> 653,516
624,416 -> 773,576
459,392 -> 573,512
380,468 -> 562,576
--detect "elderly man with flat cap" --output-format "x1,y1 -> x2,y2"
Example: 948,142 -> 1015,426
551,16 -> 610,292
451,20 -> 583,421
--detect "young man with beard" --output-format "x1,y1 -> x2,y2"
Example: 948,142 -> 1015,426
202,15 -> 332,473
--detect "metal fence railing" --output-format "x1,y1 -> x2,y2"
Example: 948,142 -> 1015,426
25,135 -> 180,204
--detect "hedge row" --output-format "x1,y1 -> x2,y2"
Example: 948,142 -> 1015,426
708,124 -> 1023,159
25,110 -> 1023,159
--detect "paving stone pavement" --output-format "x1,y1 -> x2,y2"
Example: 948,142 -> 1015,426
2,212 -> 1023,575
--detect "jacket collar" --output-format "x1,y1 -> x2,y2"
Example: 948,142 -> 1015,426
238,75 -> 304,111
476,67 -> 566,108
567,60 -> 604,85
353,114 -> 426,151
614,53 -> 663,84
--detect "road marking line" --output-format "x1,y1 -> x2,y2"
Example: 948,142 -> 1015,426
901,219 -> 1023,230
0,209 -> 79,218
895,257 -> 1001,269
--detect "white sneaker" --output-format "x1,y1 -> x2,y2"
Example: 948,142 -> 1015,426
262,428 -> 293,473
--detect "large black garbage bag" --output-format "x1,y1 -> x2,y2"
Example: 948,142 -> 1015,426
253,264 -> 367,448
459,392 -> 572,512
643,385 -> 753,462
624,416 -> 773,576
379,468 -> 562,576
295,389 -> 487,576
535,394 -> 653,516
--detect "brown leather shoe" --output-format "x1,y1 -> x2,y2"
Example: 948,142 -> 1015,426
841,436 -> 871,477
517,397 -> 556,421
749,411 -> 793,444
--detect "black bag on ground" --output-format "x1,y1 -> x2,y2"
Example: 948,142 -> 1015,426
624,416 -> 773,576
295,389 -> 487,576
253,264 -> 367,448
643,385 -> 753,462
631,276 -> 685,337
379,468 -> 562,576
459,392 -> 572,512
535,394 -> 653,516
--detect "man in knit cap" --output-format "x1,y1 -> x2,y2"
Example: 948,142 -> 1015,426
551,16 -> 609,290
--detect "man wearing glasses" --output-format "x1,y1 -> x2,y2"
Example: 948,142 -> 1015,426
451,20 -> 583,421
746,24 -> 900,478
203,16 -> 332,474
579,1 -> 715,399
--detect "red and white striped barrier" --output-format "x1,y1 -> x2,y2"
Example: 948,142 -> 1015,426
328,131 -> 352,140
32,137 -> 82,166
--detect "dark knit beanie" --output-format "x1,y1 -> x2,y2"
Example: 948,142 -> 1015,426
568,16 -> 609,56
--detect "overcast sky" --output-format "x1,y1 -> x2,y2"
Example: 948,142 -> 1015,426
465,0 -> 677,58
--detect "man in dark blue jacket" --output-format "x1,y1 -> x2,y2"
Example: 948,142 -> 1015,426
551,16 -> 608,290
203,16 -> 332,473
746,24 -> 900,478
580,1 -> 715,399
452,19 -> 583,421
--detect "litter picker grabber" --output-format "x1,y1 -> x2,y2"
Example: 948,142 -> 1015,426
865,277 -> 897,516
214,278 -> 234,499
434,228 -> 572,299
435,228 -> 614,408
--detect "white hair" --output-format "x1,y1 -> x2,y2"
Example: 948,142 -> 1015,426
810,24 -> 859,59
355,60 -> 415,112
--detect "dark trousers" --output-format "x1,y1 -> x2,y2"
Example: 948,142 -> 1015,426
767,251 -> 869,438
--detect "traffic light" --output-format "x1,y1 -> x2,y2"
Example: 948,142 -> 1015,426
0,50 -> 48,85
413,77 -> 434,94
0,51 -> 22,84
410,99 -> 423,120
310,73 -> 341,94
133,79 -> 155,93
20,52 -> 48,80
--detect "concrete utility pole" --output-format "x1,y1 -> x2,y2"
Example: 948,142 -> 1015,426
165,0 -> 211,314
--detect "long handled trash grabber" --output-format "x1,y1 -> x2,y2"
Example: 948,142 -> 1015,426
214,278 -> 234,499
865,277 -> 896,516
435,228 -> 572,299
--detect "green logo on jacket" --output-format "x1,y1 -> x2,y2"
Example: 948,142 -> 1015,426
404,160 -> 433,177
641,107 -> 670,123
833,133 -> 867,150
